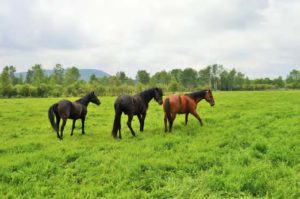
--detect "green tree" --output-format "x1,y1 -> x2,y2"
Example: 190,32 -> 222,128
151,71 -> 171,85
220,70 -> 229,90
227,69 -> 237,90
272,76 -> 284,88
286,69 -> 300,88
89,74 -> 98,84
65,67 -> 80,84
26,69 -> 34,84
0,66 -> 13,96
7,66 -> 19,85
209,64 -> 223,90
109,76 -> 121,86
169,80 -> 180,92
180,68 -> 198,88
235,72 -> 245,90
51,64 -> 64,85
170,69 -> 182,82
198,67 -> 211,87
136,70 -> 150,84
116,71 -> 126,83
26,64 -> 46,86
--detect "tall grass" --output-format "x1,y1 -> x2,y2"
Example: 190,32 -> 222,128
0,91 -> 299,198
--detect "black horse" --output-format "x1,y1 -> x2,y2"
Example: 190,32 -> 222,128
112,87 -> 163,139
48,91 -> 101,140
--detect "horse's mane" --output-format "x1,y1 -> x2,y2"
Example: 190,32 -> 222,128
75,92 -> 93,105
185,90 -> 207,100
138,87 -> 162,103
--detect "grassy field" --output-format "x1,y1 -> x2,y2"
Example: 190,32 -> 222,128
0,91 -> 299,198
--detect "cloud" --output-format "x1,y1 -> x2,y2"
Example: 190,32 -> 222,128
0,0 -> 299,78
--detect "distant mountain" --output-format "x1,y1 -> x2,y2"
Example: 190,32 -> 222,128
76,69 -> 110,80
15,69 -> 110,81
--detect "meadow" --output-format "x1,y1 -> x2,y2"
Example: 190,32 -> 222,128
0,91 -> 299,198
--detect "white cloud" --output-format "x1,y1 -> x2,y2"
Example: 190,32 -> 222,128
0,0 -> 299,78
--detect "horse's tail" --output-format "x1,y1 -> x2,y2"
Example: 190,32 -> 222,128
112,103 -> 122,138
164,98 -> 172,125
48,103 -> 58,132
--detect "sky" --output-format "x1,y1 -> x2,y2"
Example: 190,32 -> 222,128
0,0 -> 299,78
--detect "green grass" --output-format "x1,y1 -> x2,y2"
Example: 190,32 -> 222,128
0,91 -> 299,198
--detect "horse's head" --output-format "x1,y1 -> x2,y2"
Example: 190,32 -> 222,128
90,91 -> 101,106
153,87 -> 163,105
204,89 -> 215,106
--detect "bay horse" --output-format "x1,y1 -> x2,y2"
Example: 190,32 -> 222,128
48,91 -> 101,140
112,87 -> 163,139
163,89 -> 215,132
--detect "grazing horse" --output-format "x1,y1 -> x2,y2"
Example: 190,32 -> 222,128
163,89 -> 215,132
48,91 -> 101,140
112,87 -> 163,139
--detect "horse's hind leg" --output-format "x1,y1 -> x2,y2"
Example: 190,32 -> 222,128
127,114 -> 136,136
169,113 -> 176,132
56,116 -> 61,138
164,113 -> 168,132
71,119 -> 76,136
60,118 -> 67,140
119,122 -> 122,139
118,116 -> 122,139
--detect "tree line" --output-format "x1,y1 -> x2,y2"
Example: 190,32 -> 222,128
0,64 -> 299,97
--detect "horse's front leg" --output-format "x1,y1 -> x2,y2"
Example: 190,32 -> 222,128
141,113 -> 146,132
190,110 -> 203,126
127,114 -> 136,136
137,114 -> 142,131
185,113 -> 189,125
71,119 -> 76,136
81,116 -> 86,135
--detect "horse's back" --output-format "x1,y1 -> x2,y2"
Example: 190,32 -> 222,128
164,94 -> 195,114
114,94 -> 142,115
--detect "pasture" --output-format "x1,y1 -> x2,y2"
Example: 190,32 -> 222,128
0,91 -> 299,198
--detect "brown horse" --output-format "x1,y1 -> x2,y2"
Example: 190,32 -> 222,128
163,89 -> 215,132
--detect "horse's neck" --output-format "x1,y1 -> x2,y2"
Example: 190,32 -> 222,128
194,97 -> 204,104
139,91 -> 153,104
76,96 -> 90,107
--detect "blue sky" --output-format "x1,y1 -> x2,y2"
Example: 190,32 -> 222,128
0,0 -> 299,78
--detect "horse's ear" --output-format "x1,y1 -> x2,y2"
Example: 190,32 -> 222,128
92,91 -> 95,95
